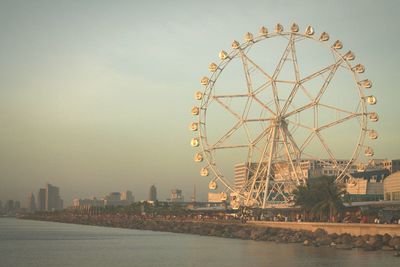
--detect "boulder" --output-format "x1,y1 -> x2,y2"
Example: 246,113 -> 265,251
382,233 -> 392,246
316,235 -> 333,246
353,238 -> 366,248
389,236 -> 400,248
313,228 -> 328,238
303,240 -> 311,246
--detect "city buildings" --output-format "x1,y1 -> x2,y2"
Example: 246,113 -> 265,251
233,159 -> 400,202
170,189 -> 184,203
72,190 -> 134,209
148,185 -> 157,202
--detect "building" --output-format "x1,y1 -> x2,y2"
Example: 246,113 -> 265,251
384,171 -> 400,201
37,184 -> 63,212
121,190 -> 134,203
37,188 -> 46,211
149,185 -> 157,201
171,189 -> 184,203
27,193 -> 36,213
45,183 -> 63,211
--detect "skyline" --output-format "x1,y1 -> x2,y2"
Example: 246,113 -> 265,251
1,0 -> 400,204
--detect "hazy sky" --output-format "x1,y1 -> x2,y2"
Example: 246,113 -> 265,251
0,0 -> 399,205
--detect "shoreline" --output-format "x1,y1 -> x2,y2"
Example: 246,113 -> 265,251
19,213 -> 400,254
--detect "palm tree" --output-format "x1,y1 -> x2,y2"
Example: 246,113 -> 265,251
293,176 -> 346,222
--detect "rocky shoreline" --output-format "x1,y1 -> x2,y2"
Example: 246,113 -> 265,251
21,214 -> 400,255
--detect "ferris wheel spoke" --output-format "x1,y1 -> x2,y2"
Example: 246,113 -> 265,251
213,94 -> 249,98
238,49 -> 254,94
253,80 -> 272,95
291,34 -> 300,82
283,101 -> 316,118
211,121 -> 243,148
285,118 -> 313,131
239,49 -> 273,80
272,35 -> 293,80
315,131 -> 339,166
318,102 -> 361,115
315,63 -> 341,103
210,144 -> 250,150
213,97 -> 242,120
299,131 -> 316,153
317,113 -> 362,132
299,59 -> 343,84
281,83 -> 300,115
252,95 -> 277,116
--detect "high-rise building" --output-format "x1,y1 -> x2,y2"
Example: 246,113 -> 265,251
149,185 -> 157,201
121,190 -> 134,203
38,188 -> 46,211
37,184 -> 63,211
27,193 -> 36,213
171,189 -> 184,203
45,183 -> 63,211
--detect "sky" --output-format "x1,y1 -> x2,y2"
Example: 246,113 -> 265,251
0,0 -> 399,205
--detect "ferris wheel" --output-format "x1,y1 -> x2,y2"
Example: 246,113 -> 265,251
190,23 -> 378,208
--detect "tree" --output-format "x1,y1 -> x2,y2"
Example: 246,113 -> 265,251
293,176 -> 347,222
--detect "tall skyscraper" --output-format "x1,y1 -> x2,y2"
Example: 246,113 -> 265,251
149,185 -> 157,201
38,184 -> 63,211
38,188 -> 46,211
27,193 -> 36,213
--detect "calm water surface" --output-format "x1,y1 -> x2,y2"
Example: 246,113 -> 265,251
0,217 -> 398,267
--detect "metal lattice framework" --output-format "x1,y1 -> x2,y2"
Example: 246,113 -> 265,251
190,23 -> 378,209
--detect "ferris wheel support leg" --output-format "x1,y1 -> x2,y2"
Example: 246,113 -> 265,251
262,126 -> 277,208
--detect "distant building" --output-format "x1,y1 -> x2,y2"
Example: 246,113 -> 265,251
37,183 -> 63,212
37,188 -> 46,211
121,190 -> 134,203
149,185 -> 157,202
171,189 -> 184,203
4,200 -> 14,214
384,171 -> 400,201
27,193 -> 36,213
45,183 -> 63,211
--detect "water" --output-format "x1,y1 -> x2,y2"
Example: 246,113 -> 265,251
0,218 -> 398,267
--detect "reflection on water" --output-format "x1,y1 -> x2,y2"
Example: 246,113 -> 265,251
0,218 -> 397,267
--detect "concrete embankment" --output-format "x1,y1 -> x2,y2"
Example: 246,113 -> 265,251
21,214 -> 400,253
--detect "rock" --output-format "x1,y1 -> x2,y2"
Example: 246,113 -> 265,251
382,246 -> 394,251
330,242 -> 336,247
316,235 -> 332,246
313,228 -> 328,238
338,233 -> 353,245
361,234 -> 370,242
354,238 -> 366,248
250,228 -> 268,241
369,237 -> 384,250
389,237 -> 400,248
336,243 -> 353,250
303,240 -> 311,246
383,234 -> 392,245
394,251 -> 400,257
